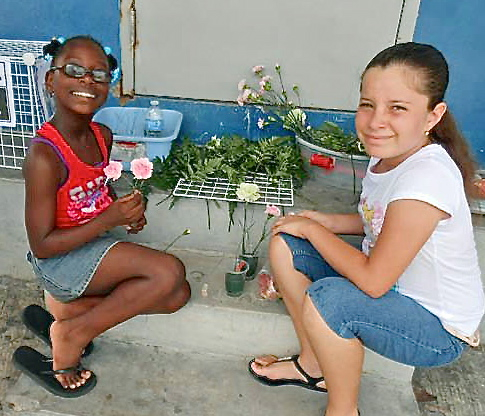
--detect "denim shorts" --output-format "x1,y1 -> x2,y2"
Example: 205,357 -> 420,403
280,233 -> 467,368
27,233 -> 119,303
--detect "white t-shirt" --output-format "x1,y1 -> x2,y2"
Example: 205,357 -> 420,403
358,144 -> 484,340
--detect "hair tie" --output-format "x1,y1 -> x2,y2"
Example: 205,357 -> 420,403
55,36 -> 66,44
110,67 -> 121,85
104,46 -> 112,55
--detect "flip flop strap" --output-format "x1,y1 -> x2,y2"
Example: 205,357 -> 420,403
41,364 -> 82,376
291,355 -> 325,387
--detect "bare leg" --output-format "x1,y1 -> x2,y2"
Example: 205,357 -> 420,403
49,242 -> 190,388
302,295 -> 362,416
46,294 -> 104,321
250,235 -> 324,386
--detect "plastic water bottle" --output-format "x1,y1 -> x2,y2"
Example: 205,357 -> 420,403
144,100 -> 164,138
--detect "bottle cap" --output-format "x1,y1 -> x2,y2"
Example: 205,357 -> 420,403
150,100 -> 159,106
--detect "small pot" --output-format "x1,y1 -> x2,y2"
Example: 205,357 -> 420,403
240,253 -> 259,280
225,259 -> 249,297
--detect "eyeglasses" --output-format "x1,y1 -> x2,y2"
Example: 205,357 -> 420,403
49,63 -> 111,83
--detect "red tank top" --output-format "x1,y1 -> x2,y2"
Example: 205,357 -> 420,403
34,122 -> 114,228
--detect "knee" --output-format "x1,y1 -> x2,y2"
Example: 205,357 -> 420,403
269,234 -> 288,258
306,278 -> 366,338
165,279 -> 191,313
152,254 -> 190,309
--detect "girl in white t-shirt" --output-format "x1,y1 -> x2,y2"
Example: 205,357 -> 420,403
248,42 -> 484,416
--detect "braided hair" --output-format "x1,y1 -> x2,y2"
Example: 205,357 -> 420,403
43,35 -> 118,74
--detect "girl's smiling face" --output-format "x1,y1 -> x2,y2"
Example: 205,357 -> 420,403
46,39 -> 110,116
355,65 -> 446,171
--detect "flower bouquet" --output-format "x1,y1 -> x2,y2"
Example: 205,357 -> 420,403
104,157 -> 154,194
237,64 -> 368,195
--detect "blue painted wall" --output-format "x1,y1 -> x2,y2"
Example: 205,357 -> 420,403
0,0 -> 120,57
414,0 -> 485,166
0,0 -> 483,166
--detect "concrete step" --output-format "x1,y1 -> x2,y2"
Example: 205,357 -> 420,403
102,248 -> 416,384
5,247 -> 419,415
5,339 -> 419,416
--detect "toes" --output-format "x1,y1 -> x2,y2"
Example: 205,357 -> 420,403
254,355 -> 278,366
55,369 -> 91,389
54,374 -> 68,389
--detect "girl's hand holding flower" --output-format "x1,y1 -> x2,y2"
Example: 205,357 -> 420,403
102,190 -> 145,230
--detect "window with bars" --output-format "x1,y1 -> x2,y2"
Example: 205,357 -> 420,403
0,40 -> 47,169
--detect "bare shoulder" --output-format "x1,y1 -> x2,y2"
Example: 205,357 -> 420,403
23,141 -> 64,187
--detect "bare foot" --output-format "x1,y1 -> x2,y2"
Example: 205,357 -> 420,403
251,354 -> 326,390
50,320 -> 92,389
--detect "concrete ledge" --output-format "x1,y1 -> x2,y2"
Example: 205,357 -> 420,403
101,248 -> 415,386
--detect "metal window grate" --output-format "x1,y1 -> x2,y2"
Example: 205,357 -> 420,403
173,174 -> 294,206
0,39 -> 47,169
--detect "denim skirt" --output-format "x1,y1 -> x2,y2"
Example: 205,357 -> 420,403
280,233 -> 467,368
27,233 -> 119,303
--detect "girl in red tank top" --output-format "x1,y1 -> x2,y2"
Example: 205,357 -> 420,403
34,121 -> 113,228
19,36 -> 190,398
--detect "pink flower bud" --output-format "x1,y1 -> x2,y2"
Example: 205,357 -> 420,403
130,157 -> 153,180
264,204 -> 281,217
103,161 -> 123,181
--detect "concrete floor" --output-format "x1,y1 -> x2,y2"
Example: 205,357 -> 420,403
1,169 -> 485,416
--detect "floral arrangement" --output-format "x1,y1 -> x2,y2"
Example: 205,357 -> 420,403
237,64 -> 366,157
104,158 -> 191,247
236,182 -> 281,256
104,158 -> 154,194
151,135 -> 306,192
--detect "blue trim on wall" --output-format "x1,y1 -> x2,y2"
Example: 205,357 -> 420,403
104,96 -> 356,144
2,0 -> 482,165
414,0 -> 485,166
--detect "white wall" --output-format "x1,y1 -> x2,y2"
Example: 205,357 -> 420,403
120,0 -> 420,111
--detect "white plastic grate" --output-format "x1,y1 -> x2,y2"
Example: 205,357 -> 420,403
0,39 -> 47,169
173,174 -> 294,206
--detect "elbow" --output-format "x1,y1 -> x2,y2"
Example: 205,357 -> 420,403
362,280 -> 396,299
31,248 -> 48,259
356,275 -> 392,298
29,243 -> 52,260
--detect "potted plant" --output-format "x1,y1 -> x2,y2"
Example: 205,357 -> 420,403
235,182 -> 281,279
237,64 -> 369,194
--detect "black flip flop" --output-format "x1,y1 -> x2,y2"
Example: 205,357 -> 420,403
248,354 -> 327,393
22,304 -> 94,357
12,346 -> 97,398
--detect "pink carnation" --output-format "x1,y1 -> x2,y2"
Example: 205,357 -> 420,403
237,89 -> 252,106
238,79 -> 247,91
264,204 -> 281,217
104,161 -> 123,181
130,157 -> 153,180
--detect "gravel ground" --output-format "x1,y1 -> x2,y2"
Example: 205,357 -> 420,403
0,275 -> 44,415
1,273 -> 484,416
